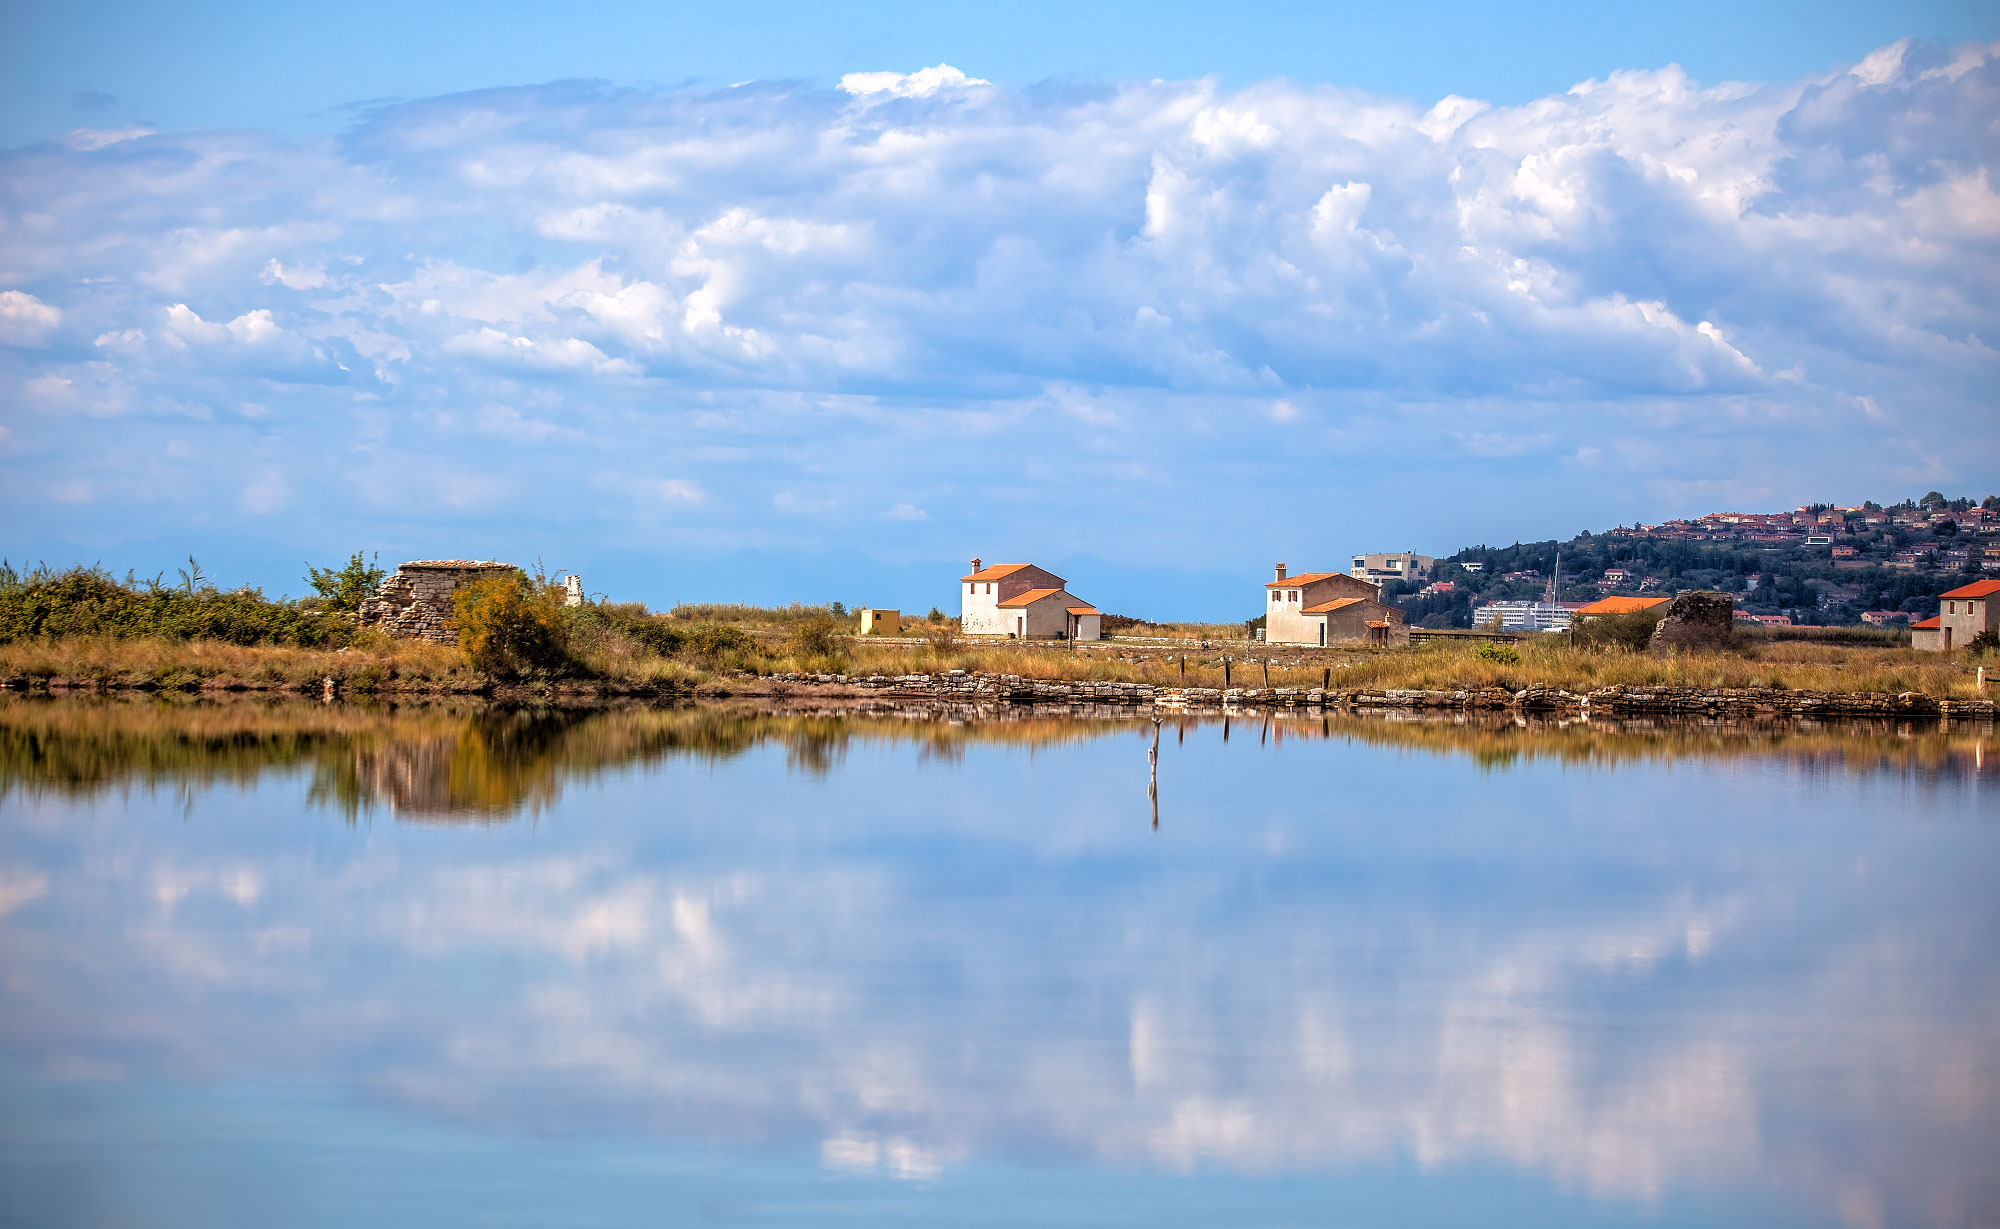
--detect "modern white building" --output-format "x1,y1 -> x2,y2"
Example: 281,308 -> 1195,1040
1470,600 -> 1587,633
1351,552 -> 1436,585
960,559 -> 1101,640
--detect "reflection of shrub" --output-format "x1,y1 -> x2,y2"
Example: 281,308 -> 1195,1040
453,572 -> 570,678
1475,641 -> 1521,665
1575,609 -> 1665,651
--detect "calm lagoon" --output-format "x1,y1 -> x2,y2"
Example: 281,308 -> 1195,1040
1,698 -> 1994,1227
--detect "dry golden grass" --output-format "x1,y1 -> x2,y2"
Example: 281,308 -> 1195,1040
805,634 -> 1990,698
0,634 -> 483,692
3,627 -> 1988,700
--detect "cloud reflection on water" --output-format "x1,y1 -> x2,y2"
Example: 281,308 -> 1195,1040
0,697 -> 1996,1227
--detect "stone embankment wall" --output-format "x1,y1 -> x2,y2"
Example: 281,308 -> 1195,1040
751,669 -> 1999,720
358,561 -> 516,643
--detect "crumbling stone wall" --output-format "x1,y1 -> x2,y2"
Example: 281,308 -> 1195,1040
358,560 -> 516,643
1650,590 -> 1736,651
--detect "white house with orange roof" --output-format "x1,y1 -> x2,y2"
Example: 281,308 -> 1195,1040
960,558 -> 1101,640
1263,563 -> 1407,647
1913,578 -> 2000,651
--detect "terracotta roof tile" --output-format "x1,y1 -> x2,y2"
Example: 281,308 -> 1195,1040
997,587 -> 1065,608
1911,616 -> 1941,628
1265,571 -> 1346,588
1939,579 -> 2000,598
1301,597 -> 1365,613
1576,595 -> 1671,615
1066,606 -> 1099,616
962,563 -> 1032,582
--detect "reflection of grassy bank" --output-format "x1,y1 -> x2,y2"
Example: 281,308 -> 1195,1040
2,695 -> 1991,821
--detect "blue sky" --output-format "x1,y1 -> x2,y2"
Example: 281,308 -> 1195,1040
3,3 -> 1997,616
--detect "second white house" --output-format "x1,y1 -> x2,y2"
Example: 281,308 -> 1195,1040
960,558 -> 1101,640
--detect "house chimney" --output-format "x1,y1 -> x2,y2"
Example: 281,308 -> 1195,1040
970,557 -> 982,574
1275,562 -> 1287,582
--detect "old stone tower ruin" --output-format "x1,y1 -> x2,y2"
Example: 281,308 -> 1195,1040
357,560 -> 517,643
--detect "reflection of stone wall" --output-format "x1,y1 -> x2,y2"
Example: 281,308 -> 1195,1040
358,560 -> 516,643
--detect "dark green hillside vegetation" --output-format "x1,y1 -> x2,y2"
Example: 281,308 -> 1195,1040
0,560 -> 358,648
1393,492 -> 2000,629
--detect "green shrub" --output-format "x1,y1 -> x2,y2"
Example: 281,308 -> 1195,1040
0,560 -> 357,648
452,571 -> 571,678
1475,641 -> 1521,665
787,613 -> 844,662
302,551 -> 386,617
1574,609 -> 1665,651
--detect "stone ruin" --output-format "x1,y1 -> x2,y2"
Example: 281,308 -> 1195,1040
1649,589 -> 1736,651
358,560 -> 517,643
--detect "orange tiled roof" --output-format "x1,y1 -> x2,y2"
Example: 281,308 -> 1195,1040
1576,595 -> 1671,615
1301,597 -> 1365,614
962,563 -> 1032,582
998,587 -> 1064,607
1265,571 -> 1346,588
1066,606 -> 1099,616
1939,579 -> 2000,599
1911,616 -> 1941,628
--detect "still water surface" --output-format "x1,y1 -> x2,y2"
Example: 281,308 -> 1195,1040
1,698 -> 1995,1227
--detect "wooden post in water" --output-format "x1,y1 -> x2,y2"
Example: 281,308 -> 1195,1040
1179,654 -> 1186,678
1224,657 -> 1232,689
1322,667 -> 1330,692
1261,658 -> 1270,688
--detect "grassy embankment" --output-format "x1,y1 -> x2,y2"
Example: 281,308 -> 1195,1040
0,562 -> 1987,699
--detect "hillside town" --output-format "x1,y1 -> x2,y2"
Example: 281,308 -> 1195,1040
1381,493 -> 2000,633
946,494 -> 1999,651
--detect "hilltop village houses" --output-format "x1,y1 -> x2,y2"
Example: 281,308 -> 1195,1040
1263,564 -> 1409,647
960,559 -> 1101,641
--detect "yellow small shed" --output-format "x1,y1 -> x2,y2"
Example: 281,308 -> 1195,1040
858,608 -> 901,636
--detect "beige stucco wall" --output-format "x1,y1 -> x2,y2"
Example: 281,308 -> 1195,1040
1265,574 -> 1388,646
961,565 -> 1065,635
1073,613 -> 1101,641
1936,596 -> 1999,650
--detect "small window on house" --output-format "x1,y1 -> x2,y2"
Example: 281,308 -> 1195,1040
1291,590 -> 1300,602
1948,601 -> 1956,614
986,583 -> 993,595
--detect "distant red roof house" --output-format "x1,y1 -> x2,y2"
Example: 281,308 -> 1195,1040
1576,595 -> 1671,616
